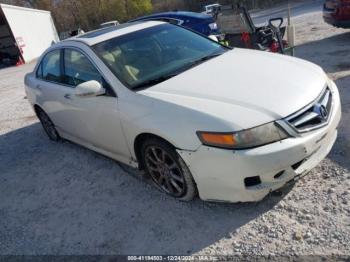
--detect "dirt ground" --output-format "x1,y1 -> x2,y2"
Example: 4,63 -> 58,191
0,10 -> 349,257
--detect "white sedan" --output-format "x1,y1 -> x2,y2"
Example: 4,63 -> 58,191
24,21 -> 341,202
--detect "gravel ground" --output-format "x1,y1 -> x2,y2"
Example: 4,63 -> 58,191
0,10 -> 349,257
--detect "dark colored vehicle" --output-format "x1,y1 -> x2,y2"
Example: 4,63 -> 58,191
323,0 -> 350,28
129,11 -> 221,37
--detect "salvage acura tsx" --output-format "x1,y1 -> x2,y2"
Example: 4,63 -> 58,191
24,21 -> 341,203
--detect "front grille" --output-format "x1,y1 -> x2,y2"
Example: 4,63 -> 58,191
286,87 -> 333,133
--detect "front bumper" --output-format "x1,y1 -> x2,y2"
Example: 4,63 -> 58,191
178,85 -> 341,203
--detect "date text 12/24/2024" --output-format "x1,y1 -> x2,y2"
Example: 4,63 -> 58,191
127,255 -> 219,261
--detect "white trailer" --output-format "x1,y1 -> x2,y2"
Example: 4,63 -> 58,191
0,4 -> 59,67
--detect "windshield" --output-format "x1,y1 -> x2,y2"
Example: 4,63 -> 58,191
93,23 -> 228,90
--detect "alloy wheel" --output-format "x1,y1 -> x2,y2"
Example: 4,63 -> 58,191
144,146 -> 186,197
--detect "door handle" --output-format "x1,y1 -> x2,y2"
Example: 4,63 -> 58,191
35,84 -> 41,90
64,94 -> 72,99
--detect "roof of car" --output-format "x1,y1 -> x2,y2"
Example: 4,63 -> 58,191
67,20 -> 165,46
100,20 -> 119,26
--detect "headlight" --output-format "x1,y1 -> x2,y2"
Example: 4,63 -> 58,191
209,22 -> 218,30
197,122 -> 289,150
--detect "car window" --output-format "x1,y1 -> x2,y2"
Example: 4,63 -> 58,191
63,49 -> 103,87
39,50 -> 61,83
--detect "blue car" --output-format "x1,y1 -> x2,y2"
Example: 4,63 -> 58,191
129,11 -> 222,37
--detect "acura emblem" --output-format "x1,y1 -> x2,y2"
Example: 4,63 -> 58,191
314,103 -> 328,120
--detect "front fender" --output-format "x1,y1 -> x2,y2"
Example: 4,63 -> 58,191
118,93 -> 233,159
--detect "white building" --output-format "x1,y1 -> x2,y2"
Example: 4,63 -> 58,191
0,4 -> 59,67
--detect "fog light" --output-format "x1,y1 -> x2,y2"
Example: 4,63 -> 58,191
244,176 -> 261,187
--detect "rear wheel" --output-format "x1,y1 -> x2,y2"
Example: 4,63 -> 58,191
36,108 -> 60,141
141,138 -> 197,201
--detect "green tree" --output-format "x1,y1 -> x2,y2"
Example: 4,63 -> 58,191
0,0 -> 153,33
125,0 -> 152,19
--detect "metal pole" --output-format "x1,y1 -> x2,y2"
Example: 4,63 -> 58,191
286,0 -> 295,56
287,0 -> 291,26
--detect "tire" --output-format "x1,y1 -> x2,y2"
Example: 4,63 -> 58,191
36,108 -> 61,142
141,138 -> 197,201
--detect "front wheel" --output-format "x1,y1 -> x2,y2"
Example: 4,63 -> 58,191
141,138 -> 197,201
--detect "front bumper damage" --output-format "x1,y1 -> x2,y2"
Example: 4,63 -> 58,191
178,85 -> 341,203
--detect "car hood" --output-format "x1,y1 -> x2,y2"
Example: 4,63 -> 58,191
139,48 -> 328,129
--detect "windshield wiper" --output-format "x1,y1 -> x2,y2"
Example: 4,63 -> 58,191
132,73 -> 179,90
181,52 -> 224,71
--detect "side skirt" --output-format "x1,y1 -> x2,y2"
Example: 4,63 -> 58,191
58,128 -> 139,169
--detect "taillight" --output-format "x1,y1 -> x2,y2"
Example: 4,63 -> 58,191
334,0 -> 350,19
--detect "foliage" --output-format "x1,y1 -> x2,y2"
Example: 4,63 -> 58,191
0,0 -> 153,33
0,0 -> 288,33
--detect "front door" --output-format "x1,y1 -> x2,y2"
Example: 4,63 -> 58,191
38,47 -> 131,159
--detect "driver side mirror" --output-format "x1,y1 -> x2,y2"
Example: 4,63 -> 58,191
75,80 -> 106,98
